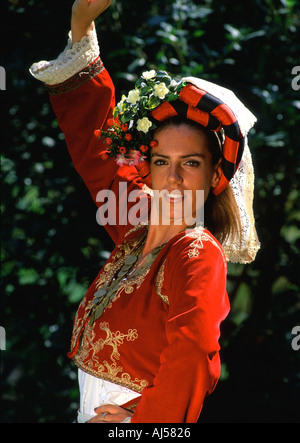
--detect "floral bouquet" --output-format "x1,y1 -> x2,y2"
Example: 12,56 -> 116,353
94,70 -> 186,167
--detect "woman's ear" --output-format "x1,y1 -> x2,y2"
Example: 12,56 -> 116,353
211,159 -> 222,189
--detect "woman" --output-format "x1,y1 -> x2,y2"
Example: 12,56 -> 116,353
30,0 -> 260,423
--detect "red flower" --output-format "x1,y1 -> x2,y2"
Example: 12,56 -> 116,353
100,150 -> 110,160
119,147 -> 127,154
125,133 -> 132,141
150,140 -> 158,148
121,123 -> 129,131
140,145 -> 149,152
105,137 -> 113,145
107,118 -> 115,127
94,129 -> 102,138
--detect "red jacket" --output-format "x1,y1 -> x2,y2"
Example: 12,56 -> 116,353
48,57 -> 230,423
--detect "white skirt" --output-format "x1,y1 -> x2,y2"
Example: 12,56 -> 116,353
77,369 -> 139,423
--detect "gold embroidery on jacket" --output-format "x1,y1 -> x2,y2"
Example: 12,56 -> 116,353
71,235 -> 145,351
74,322 -> 148,392
185,227 -> 227,269
106,266 -> 151,309
155,260 -> 169,305
91,227 -> 151,313
124,223 -> 146,238
71,296 -> 93,350
95,235 -> 144,291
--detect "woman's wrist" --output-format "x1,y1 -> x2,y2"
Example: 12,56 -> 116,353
70,0 -> 113,44
71,21 -> 95,45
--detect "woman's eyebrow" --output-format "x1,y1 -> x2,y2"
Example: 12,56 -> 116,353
151,153 -> 206,159
181,153 -> 206,159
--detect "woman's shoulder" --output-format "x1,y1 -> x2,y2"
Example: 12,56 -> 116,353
160,227 -> 228,309
167,227 -> 227,269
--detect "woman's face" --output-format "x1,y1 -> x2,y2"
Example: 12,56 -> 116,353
150,124 -> 221,226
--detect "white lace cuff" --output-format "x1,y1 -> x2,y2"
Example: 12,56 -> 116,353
29,27 -> 100,85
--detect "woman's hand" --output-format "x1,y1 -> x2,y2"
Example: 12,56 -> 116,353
71,0 -> 113,44
87,404 -> 133,423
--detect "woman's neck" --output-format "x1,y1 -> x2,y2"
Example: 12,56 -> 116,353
141,221 -> 187,258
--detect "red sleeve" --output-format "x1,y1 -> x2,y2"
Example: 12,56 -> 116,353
131,234 -> 230,423
48,59 -> 150,244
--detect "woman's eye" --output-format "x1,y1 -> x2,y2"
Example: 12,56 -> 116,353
153,159 -> 168,166
184,160 -> 200,167
152,159 -> 200,167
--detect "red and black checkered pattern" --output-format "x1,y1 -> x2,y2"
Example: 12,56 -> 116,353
150,84 -> 245,195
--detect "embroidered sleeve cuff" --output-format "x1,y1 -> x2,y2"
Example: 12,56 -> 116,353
29,26 -> 100,86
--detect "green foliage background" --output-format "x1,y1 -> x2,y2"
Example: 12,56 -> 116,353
1,0 -> 300,423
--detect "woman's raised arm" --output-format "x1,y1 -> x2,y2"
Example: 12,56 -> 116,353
71,0 -> 113,43
30,0 -> 150,244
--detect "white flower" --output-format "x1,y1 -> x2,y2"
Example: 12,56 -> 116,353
153,83 -> 170,99
137,117 -> 153,133
142,70 -> 156,80
127,89 -> 141,105
117,95 -> 126,111
170,79 -> 179,87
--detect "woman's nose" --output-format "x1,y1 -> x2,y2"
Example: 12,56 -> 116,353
167,166 -> 183,184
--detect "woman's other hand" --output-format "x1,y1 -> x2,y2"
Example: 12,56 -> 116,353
87,404 -> 133,423
71,0 -> 113,44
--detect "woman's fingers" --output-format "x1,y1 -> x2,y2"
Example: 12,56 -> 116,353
87,404 -> 133,423
72,0 -> 113,20
94,404 -> 120,414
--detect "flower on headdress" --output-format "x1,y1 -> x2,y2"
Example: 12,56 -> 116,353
116,154 -> 128,167
150,140 -> 158,148
96,70 -> 187,167
117,95 -> 126,112
140,145 -> 149,152
129,150 -> 146,166
105,137 -> 113,146
142,70 -> 156,80
100,150 -> 110,160
107,118 -> 117,127
127,89 -> 140,105
137,117 -> 152,134
94,129 -> 102,138
153,83 -> 170,99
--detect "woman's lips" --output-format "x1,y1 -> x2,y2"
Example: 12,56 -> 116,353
163,190 -> 183,203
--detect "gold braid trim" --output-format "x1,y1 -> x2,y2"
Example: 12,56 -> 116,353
155,260 -> 169,305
